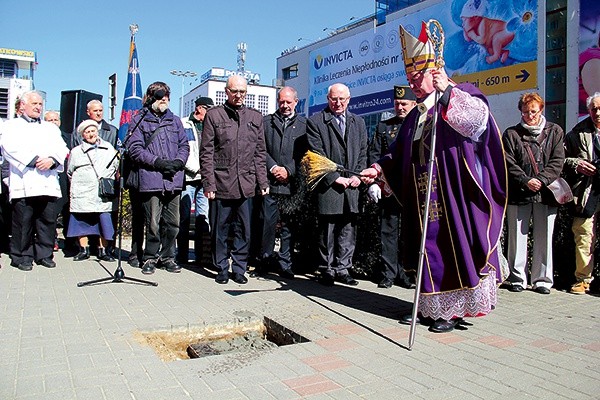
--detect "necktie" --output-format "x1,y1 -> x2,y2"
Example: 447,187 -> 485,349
337,115 -> 346,136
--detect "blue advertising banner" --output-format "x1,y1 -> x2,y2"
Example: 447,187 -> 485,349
308,0 -> 538,115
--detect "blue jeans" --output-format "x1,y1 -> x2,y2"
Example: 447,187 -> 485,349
176,184 -> 209,262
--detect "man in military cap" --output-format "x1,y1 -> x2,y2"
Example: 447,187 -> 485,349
367,86 -> 416,289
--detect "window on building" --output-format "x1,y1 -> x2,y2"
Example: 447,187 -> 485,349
215,91 -> 227,105
545,1 -> 566,127
257,95 -> 269,116
376,0 -> 424,25
282,64 -> 298,80
245,93 -> 256,109
0,88 -> 8,119
0,60 -> 17,78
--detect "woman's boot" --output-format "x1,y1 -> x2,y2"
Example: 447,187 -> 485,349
98,247 -> 115,262
73,246 -> 90,261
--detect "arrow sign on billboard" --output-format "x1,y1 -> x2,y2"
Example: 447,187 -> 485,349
516,69 -> 530,83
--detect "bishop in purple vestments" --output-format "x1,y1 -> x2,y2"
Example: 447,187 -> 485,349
361,22 -> 507,333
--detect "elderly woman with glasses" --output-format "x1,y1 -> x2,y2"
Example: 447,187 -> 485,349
502,92 -> 565,294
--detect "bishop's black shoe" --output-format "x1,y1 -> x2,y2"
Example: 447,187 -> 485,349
429,319 -> 458,333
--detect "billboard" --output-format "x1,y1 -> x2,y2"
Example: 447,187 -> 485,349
578,0 -> 600,117
308,0 -> 538,115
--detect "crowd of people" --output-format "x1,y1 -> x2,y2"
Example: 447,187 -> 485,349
0,20 -> 598,335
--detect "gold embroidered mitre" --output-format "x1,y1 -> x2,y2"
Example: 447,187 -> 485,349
399,21 -> 436,74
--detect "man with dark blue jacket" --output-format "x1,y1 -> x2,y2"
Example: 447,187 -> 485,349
127,82 -> 190,275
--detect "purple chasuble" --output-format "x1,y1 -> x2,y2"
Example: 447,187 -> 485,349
378,83 -> 507,320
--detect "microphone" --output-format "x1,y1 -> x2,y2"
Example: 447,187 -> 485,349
144,89 -> 166,108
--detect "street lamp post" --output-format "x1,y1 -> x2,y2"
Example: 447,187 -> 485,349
170,70 -> 197,116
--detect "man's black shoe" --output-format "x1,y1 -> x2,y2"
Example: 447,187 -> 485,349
429,319 -> 457,333
37,258 -> 56,268
249,267 -> 264,278
507,284 -> 524,292
337,274 -> 358,286
128,258 -> 140,268
161,259 -> 182,273
378,278 -> 393,288
280,269 -> 295,279
15,262 -> 33,271
395,278 -> 416,289
141,260 -> 157,275
215,271 -> 229,284
399,313 -> 419,325
319,273 -> 335,286
231,273 -> 248,284
534,286 -> 550,295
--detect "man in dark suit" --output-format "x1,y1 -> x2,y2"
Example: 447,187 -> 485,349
254,86 -> 308,279
367,86 -> 416,289
307,83 -> 368,286
201,75 -> 269,285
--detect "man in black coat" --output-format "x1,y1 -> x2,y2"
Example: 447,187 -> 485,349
307,83 -> 368,286
367,86 -> 416,289
254,86 -> 308,279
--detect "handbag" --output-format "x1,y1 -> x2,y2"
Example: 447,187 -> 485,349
98,177 -> 116,199
86,151 -> 117,200
524,145 -> 573,205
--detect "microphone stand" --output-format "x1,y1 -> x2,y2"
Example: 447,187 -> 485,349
78,107 -> 157,287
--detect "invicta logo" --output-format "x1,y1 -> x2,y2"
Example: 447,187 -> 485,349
313,50 -> 354,70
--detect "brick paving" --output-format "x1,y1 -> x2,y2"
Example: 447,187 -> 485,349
0,244 -> 599,399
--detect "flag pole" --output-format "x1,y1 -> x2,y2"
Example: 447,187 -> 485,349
408,20 -> 445,351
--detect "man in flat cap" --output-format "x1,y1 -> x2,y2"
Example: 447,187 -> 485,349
176,96 -> 214,265
367,86 -> 416,289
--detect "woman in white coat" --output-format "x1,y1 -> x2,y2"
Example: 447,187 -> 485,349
67,119 -> 119,261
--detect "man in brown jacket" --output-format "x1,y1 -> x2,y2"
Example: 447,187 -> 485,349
200,75 -> 269,284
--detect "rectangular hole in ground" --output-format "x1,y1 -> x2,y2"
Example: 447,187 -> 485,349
136,316 -> 310,362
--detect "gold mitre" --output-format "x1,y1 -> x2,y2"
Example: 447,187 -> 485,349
399,21 -> 436,74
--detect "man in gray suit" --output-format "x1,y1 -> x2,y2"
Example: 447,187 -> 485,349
306,83 -> 368,286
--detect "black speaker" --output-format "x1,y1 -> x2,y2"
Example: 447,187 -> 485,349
59,90 -> 103,135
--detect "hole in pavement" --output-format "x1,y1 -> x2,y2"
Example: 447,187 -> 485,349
136,316 -> 309,362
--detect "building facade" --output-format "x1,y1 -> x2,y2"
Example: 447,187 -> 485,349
277,0 -> 580,136
182,67 -> 277,117
0,47 -> 37,120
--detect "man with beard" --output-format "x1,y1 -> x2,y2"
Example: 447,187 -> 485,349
367,86 -> 417,289
126,82 -> 189,275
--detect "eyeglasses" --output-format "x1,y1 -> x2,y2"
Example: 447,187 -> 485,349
521,110 -> 541,116
227,88 -> 247,95
328,96 -> 349,103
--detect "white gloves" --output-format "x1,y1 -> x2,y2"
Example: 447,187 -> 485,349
367,184 -> 381,203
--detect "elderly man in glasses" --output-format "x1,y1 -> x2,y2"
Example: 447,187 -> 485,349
200,75 -> 269,285
306,83 -> 368,287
